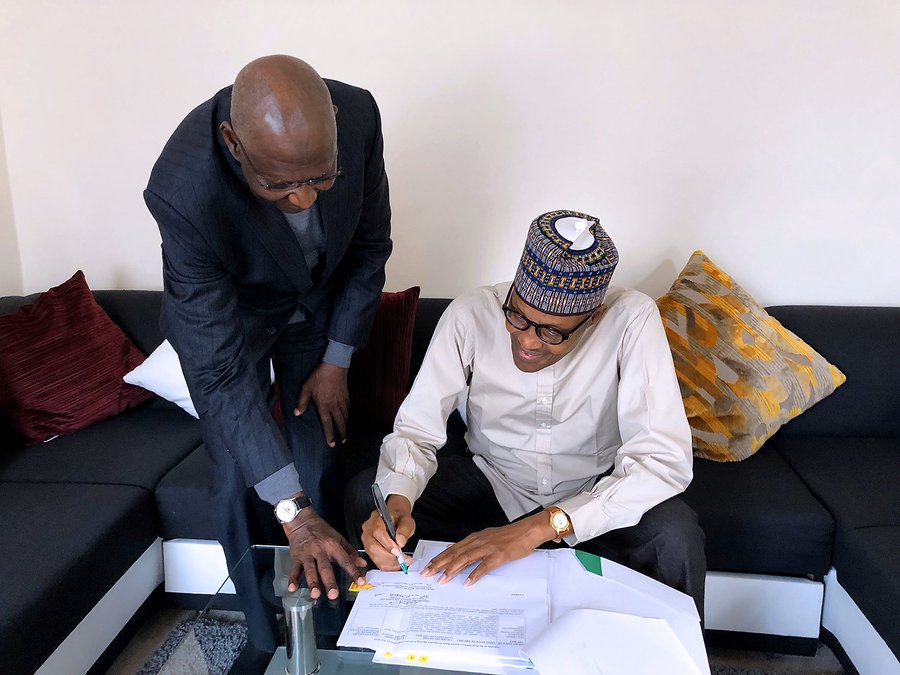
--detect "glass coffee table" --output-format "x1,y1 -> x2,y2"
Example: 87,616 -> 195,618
198,545 -> 465,674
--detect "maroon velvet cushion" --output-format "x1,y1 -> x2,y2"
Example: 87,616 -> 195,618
348,287 -> 420,431
0,271 -> 153,443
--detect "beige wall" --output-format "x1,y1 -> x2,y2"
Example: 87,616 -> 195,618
1,1 -> 898,304
0,112 -> 23,295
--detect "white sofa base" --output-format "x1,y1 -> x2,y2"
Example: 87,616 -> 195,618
163,538 -> 235,595
705,570 -> 823,638
823,568 -> 900,675
36,538 -> 164,675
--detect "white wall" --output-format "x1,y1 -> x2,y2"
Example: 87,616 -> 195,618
0,112 -> 23,294
1,1 -> 898,305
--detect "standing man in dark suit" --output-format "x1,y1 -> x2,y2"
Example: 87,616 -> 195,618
144,55 -> 391,656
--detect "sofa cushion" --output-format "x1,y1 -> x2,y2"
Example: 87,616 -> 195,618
773,436 -> 900,530
767,305 -> 900,439
154,444 -> 284,542
155,445 -> 217,540
408,298 -> 453,389
682,448 -> 834,578
0,272 -> 153,443
0,482 -> 158,674
833,526 -> 900,657
93,290 -> 165,356
656,251 -> 845,462
0,407 -> 201,490
0,296 -> 34,315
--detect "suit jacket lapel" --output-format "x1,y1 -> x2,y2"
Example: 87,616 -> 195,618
318,133 -> 355,275
318,185 -> 350,276
248,199 -> 313,294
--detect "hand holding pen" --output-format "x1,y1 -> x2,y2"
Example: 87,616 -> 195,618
364,483 -> 415,573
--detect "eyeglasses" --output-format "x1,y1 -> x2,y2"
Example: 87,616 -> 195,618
502,288 -> 594,345
234,133 -> 342,192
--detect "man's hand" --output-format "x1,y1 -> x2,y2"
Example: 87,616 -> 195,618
295,362 -> 349,447
421,512 -> 556,586
283,508 -> 367,600
361,494 -> 416,571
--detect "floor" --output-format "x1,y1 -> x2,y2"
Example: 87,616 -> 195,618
107,603 -> 847,674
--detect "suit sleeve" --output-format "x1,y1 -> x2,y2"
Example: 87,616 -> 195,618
326,90 -> 393,349
144,190 -> 299,496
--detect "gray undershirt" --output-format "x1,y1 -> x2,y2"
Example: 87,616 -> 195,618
283,205 -> 355,369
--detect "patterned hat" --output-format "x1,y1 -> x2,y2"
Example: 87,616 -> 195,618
513,210 -> 618,315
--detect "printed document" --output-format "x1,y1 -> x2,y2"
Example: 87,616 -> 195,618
339,568 -> 545,672
338,540 -> 708,674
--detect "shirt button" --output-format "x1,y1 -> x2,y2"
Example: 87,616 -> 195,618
590,528 -> 597,536
541,397 -> 550,405
542,478 -> 549,485
266,327 -> 277,335
541,422 -> 550,428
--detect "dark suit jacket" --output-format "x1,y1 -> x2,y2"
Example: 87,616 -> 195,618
144,80 -> 392,489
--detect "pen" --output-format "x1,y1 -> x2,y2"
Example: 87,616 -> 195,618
371,483 -> 409,574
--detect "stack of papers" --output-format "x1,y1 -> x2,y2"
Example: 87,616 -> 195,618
337,540 -> 708,674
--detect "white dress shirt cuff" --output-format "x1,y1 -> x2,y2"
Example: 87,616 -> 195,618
374,471 -> 421,511
556,492 -> 608,545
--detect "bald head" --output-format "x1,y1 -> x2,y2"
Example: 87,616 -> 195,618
230,55 -> 336,161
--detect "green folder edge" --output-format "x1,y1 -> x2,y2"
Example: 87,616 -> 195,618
574,549 -> 603,576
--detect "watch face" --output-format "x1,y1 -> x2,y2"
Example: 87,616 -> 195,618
276,500 -> 299,522
552,511 -> 569,531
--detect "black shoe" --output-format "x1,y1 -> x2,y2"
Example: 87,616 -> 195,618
227,642 -> 276,674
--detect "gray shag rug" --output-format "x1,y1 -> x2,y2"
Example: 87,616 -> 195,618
139,613 -> 247,675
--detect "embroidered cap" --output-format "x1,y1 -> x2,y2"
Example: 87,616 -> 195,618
513,210 -> 618,316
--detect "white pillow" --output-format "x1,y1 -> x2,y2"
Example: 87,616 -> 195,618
124,339 -> 199,417
124,340 -> 277,418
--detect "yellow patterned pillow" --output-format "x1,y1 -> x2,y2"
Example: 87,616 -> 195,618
657,251 -> 846,462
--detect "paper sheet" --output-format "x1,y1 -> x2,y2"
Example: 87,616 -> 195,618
522,608 -> 702,675
546,553 -> 708,674
338,568 -> 546,673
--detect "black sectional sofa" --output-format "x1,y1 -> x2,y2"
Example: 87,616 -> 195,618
0,291 -> 204,675
1,291 -> 898,674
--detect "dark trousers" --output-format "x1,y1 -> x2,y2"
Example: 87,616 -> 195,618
212,319 -> 343,653
346,454 -> 707,621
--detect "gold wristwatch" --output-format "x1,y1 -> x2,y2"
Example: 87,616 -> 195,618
548,506 -> 572,538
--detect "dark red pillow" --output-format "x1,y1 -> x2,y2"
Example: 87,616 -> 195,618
348,287 -> 420,431
0,271 -> 153,443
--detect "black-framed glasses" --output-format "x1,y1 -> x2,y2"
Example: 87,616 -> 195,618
234,133 -> 342,192
502,287 -> 594,345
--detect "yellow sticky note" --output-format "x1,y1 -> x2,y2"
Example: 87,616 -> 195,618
406,654 -> 417,662
348,582 -> 374,592
418,655 -> 428,663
